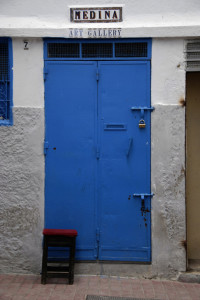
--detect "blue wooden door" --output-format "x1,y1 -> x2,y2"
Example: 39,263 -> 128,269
45,61 -> 98,259
98,62 -> 151,261
45,60 -> 151,262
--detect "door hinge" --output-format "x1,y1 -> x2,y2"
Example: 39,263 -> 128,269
44,141 -> 49,155
94,247 -> 98,259
96,69 -> 99,81
43,67 -> 48,81
96,228 -> 100,242
96,145 -> 100,159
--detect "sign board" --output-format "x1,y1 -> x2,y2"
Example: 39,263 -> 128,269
70,7 -> 122,23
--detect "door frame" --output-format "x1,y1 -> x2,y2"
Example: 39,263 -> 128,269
43,38 -> 152,262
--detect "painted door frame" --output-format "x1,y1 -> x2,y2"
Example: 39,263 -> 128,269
43,38 -> 152,262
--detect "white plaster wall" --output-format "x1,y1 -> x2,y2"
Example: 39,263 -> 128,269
1,0 -> 199,19
13,38 -> 44,107
0,38 -> 45,274
152,38 -> 185,105
151,38 -> 186,276
0,0 -> 200,37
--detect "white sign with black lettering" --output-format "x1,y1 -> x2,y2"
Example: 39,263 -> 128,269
70,7 -> 122,23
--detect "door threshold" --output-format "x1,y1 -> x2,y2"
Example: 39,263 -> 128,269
74,261 -> 152,277
76,260 -> 151,265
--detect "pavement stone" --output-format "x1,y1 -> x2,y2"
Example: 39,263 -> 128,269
0,274 -> 199,300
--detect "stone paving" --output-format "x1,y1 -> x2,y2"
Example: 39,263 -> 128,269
0,274 -> 200,300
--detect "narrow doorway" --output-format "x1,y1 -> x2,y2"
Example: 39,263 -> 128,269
186,72 -> 200,271
44,39 -> 152,262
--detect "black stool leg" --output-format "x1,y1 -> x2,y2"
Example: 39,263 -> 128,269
41,236 -> 48,284
69,237 -> 76,284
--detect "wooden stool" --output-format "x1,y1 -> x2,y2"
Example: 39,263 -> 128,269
41,229 -> 77,285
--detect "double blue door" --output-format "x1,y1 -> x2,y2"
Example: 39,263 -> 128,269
45,60 -> 151,261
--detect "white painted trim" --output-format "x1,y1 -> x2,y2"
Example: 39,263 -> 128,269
1,26 -> 200,38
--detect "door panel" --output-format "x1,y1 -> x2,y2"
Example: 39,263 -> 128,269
45,61 -> 98,260
98,62 -> 151,261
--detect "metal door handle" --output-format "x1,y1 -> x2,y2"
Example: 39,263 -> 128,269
126,138 -> 133,157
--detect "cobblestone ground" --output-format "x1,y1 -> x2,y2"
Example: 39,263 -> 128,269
0,274 -> 200,300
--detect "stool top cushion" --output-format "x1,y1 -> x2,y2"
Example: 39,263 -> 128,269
43,229 -> 78,236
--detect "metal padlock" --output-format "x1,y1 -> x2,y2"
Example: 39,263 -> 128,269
139,119 -> 146,128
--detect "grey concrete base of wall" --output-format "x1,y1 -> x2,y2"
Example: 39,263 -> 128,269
0,107 -> 44,274
151,104 -> 186,279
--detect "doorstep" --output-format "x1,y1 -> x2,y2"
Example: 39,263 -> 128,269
74,262 -> 153,278
178,271 -> 200,283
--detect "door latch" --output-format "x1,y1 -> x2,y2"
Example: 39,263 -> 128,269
132,193 -> 154,199
44,141 -> 49,155
44,141 -> 56,155
130,107 -> 155,118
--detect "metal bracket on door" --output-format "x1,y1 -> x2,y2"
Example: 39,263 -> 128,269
130,107 -> 155,118
132,193 -> 154,200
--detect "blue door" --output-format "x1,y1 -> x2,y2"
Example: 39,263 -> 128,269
45,57 -> 151,262
45,61 -> 98,259
98,62 -> 151,261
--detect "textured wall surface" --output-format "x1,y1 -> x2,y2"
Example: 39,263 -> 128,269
0,108 -> 44,274
151,38 -> 186,277
151,38 -> 185,106
151,105 -> 186,277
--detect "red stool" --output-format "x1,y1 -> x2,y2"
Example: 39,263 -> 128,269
41,229 -> 78,284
